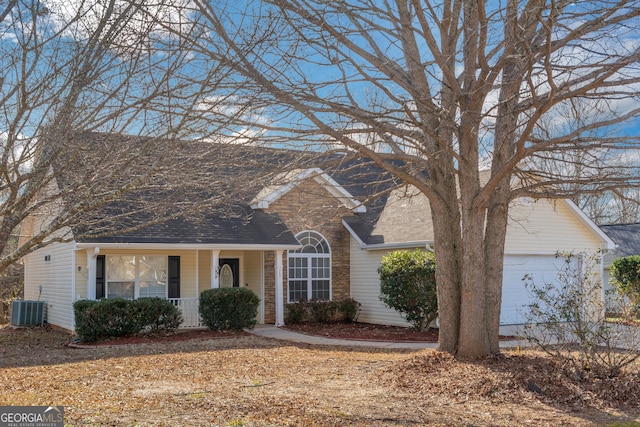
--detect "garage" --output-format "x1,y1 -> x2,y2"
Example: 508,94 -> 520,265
500,254 -> 569,325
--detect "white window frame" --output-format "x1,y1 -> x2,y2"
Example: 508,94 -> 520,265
287,231 -> 332,303
105,255 -> 168,299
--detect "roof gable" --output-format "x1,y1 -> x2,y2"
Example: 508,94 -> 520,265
344,184 -> 614,251
250,168 -> 366,213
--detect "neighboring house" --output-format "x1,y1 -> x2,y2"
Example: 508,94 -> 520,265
600,223 -> 640,310
20,133 -> 615,332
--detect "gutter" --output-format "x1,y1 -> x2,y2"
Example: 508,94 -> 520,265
75,242 -> 301,251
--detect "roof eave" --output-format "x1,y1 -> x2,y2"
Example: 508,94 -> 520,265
75,242 -> 301,251
342,218 -> 432,251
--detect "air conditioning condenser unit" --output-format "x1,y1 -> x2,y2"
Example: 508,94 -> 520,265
10,300 -> 46,326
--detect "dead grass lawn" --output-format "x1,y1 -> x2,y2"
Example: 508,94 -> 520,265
1,327 -> 639,426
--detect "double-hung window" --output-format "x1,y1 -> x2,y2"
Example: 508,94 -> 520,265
288,231 -> 331,302
106,255 -> 167,299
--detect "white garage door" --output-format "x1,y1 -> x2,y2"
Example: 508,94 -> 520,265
501,255 -> 568,325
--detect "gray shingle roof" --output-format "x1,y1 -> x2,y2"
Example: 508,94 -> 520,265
601,223 -> 640,262
61,132 -> 400,246
78,210 -> 297,245
343,187 -> 434,246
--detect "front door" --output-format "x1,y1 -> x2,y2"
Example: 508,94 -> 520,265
219,258 -> 240,288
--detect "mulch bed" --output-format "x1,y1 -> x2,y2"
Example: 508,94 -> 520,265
283,322 -> 440,342
3,323 -> 515,346
283,322 -> 517,342
68,329 -> 249,347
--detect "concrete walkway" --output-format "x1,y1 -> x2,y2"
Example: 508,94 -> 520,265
248,325 -> 524,350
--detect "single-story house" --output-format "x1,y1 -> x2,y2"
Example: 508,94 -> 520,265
19,133 -> 615,332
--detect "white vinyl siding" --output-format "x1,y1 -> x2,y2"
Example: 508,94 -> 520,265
349,199 -> 604,327
348,237 -> 411,327
23,242 -> 76,331
75,250 -> 88,300
506,199 -> 602,253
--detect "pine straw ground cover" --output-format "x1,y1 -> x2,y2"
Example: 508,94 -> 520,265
1,327 -> 639,426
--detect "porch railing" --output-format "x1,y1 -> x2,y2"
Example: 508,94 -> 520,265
169,298 -> 202,328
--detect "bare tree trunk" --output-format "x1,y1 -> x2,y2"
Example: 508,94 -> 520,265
458,208 -> 490,357
430,198 -> 462,353
484,186 -> 510,353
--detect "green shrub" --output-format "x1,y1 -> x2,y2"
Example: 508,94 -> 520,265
199,288 -> 260,331
73,297 -> 183,342
73,299 -> 100,342
308,300 -> 337,323
284,298 -> 361,324
610,255 -> 640,312
285,299 -> 307,324
134,297 -> 182,332
73,298 -> 139,342
378,249 -> 437,331
337,298 -> 361,323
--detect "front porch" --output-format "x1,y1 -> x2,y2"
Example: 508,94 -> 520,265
73,246 -> 295,329
170,298 -> 202,328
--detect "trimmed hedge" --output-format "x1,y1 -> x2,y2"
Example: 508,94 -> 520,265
337,298 -> 361,323
199,288 -> 260,331
134,297 -> 183,332
73,297 -> 182,342
378,249 -> 437,331
284,298 -> 361,324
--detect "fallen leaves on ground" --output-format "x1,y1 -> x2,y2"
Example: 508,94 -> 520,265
0,326 -> 639,426
381,350 -> 640,412
283,322 -> 516,342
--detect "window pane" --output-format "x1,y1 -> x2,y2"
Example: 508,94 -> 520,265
291,231 -> 330,254
107,256 -> 135,281
140,282 -> 166,298
139,256 -> 167,282
289,280 -> 308,302
107,256 -> 135,299
311,280 -> 330,300
312,257 -> 330,279
139,256 -> 167,298
108,281 -> 134,299
288,257 -> 307,279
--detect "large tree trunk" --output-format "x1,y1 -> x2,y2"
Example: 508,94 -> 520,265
458,207 -> 491,357
431,208 -> 462,354
428,166 -> 463,354
484,184 -> 511,353
432,189 -> 510,357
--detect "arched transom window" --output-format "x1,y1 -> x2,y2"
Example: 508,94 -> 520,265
288,231 -> 331,302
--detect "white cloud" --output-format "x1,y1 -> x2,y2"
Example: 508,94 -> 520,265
42,0 -> 193,52
0,132 -> 36,174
